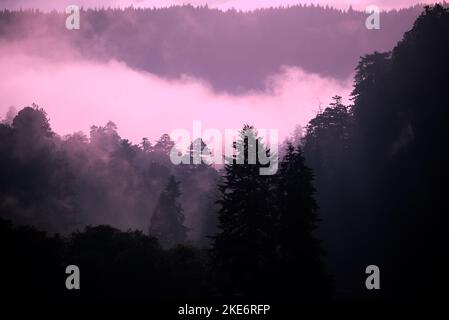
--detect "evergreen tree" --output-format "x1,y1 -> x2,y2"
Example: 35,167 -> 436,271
304,95 -> 353,179
275,143 -> 331,298
187,138 -> 210,166
149,175 -> 188,248
153,133 -> 175,155
211,125 -> 276,297
302,96 -> 355,297
140,137 -> 152,153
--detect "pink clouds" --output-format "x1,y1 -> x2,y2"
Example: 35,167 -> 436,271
0,49 -> 352,144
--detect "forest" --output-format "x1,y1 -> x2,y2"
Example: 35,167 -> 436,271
0,4 -> 448,301
0,3 -> 423,93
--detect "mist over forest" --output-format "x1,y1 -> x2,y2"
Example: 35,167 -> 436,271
0,3 -> 448,303
0,4 -> 426,143
0,4 -> 423,93
0,108 -> 221,245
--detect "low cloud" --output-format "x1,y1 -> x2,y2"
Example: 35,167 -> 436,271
0,47 -> 352,144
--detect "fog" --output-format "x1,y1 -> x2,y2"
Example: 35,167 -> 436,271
0,46 -> 351,144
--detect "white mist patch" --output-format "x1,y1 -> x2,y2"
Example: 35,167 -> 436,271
0,51 -> 352,143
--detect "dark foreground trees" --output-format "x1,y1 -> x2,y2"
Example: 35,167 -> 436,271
0,217 -> 210,301
211,126 -> 276,297
1,125 -> 331,301
303,5 -> 449,298
275,143 -> 331,298
211,126 -> 331,299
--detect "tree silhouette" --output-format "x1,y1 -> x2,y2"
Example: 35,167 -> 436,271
140,137 -> 153,153
211,125 -> 276,297
275,143 -> 331,299
12,104 -> 53,139
303,4 -> 449,298
153,133 -> 175,155
187,138 -> 210,166
149,175 -> 188,248
1,217 -> 211,301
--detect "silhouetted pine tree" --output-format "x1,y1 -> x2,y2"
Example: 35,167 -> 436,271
187,138 -> 209,165
211,125 -> 276,297
140,137 -> 152,153
153,133 -> 175,155
275,143 -> 331,298
149,175 -> 188,248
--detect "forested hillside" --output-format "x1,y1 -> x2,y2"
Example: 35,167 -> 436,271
1,4 -> 448,301
0,4 -> 422,92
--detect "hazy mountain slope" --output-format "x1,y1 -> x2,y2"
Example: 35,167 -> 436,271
0,5 -> 423,93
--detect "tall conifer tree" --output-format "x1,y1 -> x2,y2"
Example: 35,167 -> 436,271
150,175 -> 188,248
